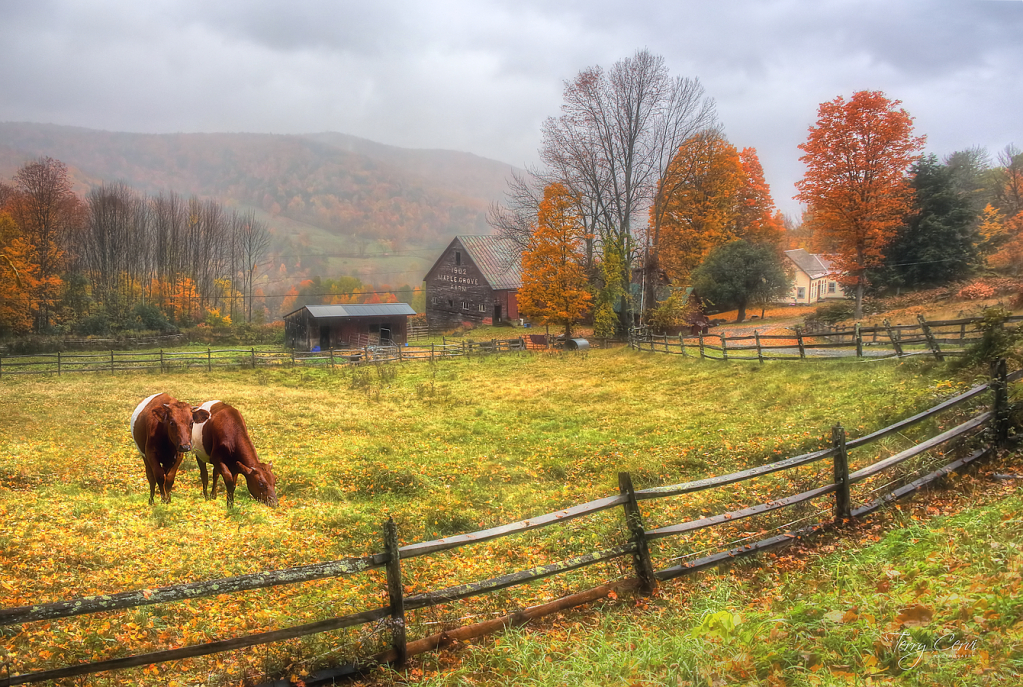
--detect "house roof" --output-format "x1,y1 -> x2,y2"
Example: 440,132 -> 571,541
453,235 -> 522,290
784,249 -> 833,280
284,303 -> 417,320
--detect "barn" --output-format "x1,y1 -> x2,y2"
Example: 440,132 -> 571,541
423,235 -> 522,330
283,303 -> 417,350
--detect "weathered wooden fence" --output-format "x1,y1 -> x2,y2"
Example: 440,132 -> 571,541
0,338 -> 531,379
631,315 -> 1023,362
1,362 -> 1016,685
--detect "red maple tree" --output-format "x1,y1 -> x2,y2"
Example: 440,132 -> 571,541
795,91 -> 925,318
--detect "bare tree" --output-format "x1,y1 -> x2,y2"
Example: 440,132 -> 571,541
537,49 -> 716,329
237,212 -> 271,321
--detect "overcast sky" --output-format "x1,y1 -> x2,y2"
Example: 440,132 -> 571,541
2,0 -> 1021,215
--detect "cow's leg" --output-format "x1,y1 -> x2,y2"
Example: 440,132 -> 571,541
162,452 -> 184,503
214,461 -> 237,508
197,457 -> 210,500
143,455 -> 157,505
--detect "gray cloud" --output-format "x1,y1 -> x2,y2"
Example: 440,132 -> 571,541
1,0 -> 1020,213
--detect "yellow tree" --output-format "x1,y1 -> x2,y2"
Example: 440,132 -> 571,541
656,131 -> 745,283
518,183 -> 592,337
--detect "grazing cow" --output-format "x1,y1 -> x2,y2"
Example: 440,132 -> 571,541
131,392 -> 210,505
191,400 -> 278,507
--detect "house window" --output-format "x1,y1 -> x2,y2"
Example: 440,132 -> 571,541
455,251 -> 461,266
478,304 -> 485,312
829,281 -> 836,293
797,287 -> 806,300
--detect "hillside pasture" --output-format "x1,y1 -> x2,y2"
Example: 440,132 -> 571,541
0,349 -> 983,685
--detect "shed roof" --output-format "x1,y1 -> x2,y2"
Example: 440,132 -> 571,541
784,249 -> 833,280
284,303 -> 417,320
455,235 -> 522,290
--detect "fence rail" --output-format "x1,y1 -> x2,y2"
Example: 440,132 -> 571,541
631,314 -> 1023,362
0,338 -> 534,379
2,361 -> 1016,685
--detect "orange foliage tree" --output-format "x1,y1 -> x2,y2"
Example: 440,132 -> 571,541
795,91 -> 925,318
988,212 -> 1023,275
518,183 -> 592,337
0,213 -> 36,333
656,132 -> 744,283
736,148 -> 784,246
655,134 -> 783,285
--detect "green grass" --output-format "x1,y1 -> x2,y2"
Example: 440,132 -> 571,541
0,349 -> 992,685
386,477 -> 1023,686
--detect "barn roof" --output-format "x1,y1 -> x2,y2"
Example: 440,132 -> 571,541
784,249 -> 833,280
284,303 -> 417,320
456,235 -> 522,290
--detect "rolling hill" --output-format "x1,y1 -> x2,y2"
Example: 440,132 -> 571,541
0,122 -> 523,262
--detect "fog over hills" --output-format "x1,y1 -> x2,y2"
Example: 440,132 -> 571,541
0,122 -> 523,256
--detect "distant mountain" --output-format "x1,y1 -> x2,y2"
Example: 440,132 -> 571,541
0,122 -> 523,253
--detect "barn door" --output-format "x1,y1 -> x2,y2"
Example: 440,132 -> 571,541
319,325 -> 330,350
494,305 -> 502,323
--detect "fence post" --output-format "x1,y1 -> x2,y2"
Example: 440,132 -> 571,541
207,348 -> 211,372
917,314 -> 944,362
679,332 -> 687,357
854,323 -> 863,358
795,326 -> 806,359
110,350 -> 114,374
698,331 -> 705,359
720,334 -> 728,361
251,347 -> 256,369
160,349 -> 165,373
992,358 -> 1010,448
431,342 -> 435,362
755,330 -> 764,364
618,472 -> 656,594
57,350 -> 61,376
291,348 -> 295,367
329,348 -> 335,370
832,424 -> 851,523
384,517 -> 407,667
883,319 -> 903,357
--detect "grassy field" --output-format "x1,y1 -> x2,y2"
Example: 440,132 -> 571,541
0,347 -> 1000,685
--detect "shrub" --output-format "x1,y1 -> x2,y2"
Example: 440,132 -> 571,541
957,282 -> 996,300
810,301 -> 855,325
76,313 -> 112,336
129,303 -> 176,333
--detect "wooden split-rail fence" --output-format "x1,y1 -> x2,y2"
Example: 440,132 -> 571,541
0,338 -> 531,379
631,314 -> 1023,362
1,361 -> 1017,686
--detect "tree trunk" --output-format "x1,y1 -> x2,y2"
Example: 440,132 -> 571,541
854,278 -> 864,320
736,301 -> 747,323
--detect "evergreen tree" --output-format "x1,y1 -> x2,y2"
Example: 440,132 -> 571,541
872,155 -> 977,291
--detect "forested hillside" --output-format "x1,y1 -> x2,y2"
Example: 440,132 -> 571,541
0,122 -> 520,252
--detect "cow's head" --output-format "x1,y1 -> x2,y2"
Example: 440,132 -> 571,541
238,461 -> 278,507
154,402 -> 211,453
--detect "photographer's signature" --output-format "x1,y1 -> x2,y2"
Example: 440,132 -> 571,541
885,631 -> 979,669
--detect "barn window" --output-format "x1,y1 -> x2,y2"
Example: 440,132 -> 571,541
455,251 -> 461,266
448,299 -> 453,308
462,301 -> 468,309
478,304 -> 485,312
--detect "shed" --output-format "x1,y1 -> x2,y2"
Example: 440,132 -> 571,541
423,235 -> 522,329
283,303 -> 417,351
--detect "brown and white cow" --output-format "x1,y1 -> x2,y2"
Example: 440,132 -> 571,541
131,392 -> 210,505
191,400 -> 278,508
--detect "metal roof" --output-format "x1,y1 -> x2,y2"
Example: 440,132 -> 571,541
784,249 -> 832,280
455,235 -> 522,290
285,303 -> 417,319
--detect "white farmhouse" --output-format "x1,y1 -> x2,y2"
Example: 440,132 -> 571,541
783,249 -> 846,304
